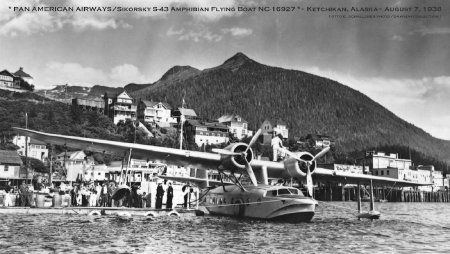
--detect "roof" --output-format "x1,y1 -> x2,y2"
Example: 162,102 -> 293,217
178,108 -> 197,117
29,138 -> 46,145
275,120 -> 287,126
186,119 -> 228,130
141,100 -> 172,110
0,69 -> 16,78
56,150 -> 86,160
14,67 -> 32,78
217,113 -> 247,123
0,150 -> 23,165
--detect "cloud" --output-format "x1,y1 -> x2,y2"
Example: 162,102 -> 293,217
167,26 -> 223,42
222,27 -> 253,37
166,25 -> 252,42
39,62 -> 148,87
414,27 -> 450,36
391,35 -> 403,41
303,66 -> 450,139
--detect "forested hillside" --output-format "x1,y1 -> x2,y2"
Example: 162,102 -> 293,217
129,53 -> 450,166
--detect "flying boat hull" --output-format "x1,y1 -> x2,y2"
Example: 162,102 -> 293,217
203,185 -> 316,222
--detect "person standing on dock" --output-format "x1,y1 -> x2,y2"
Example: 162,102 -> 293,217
19,181 -> 28,206
3,181 -> 13,207
166,182 -> 174,209
155,183 -> 164,209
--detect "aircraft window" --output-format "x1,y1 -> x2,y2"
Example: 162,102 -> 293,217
278,189 -> 291,195
265,190 -> 277,196
288,188 -> 299,195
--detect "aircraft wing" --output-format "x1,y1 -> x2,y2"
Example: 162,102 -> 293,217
158,175 -> 231,188
313,167 -> 431,187
13,128 -> 287,173
13,128 -> 222,169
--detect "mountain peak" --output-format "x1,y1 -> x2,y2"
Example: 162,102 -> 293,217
160,65 -> 200,81
220,52 -> 256,71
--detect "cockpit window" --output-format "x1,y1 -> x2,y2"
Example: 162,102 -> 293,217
265,188 -> 303,197
278,189 -> 291,195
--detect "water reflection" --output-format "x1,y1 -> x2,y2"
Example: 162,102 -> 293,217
1,203 -> 450,253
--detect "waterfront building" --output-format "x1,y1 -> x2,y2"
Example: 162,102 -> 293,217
184,119 -> 229,147
359,151 -> 412,171
12,135 -> 48,161
103,91 -> 137,124
137,100 -> 176,127
217,113 -> 253,140
0,150 -> 23,180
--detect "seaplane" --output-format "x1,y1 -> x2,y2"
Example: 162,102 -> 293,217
13,127 -> 428,222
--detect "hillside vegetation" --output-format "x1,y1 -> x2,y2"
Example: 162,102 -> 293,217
128,53 -> 450,167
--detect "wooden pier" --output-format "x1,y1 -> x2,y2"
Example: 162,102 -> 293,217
315,185 -> 450,202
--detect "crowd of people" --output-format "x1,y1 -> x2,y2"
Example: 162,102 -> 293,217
1,180 -> 191,209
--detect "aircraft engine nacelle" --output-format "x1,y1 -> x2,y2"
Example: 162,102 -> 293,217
283,152 -> 316,178
219,142 -> 254,171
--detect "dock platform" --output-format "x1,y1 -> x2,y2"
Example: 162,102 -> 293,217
0,206 -> 203,217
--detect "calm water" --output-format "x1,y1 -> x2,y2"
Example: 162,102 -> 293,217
1,202 -> 450,253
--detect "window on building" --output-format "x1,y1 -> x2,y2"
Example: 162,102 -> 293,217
387,170 -> 389,175
4,165 -> 8,171
375,171 -> 378,175
381,171 -> 384,175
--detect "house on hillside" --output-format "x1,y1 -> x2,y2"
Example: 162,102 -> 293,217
172,108 -> 198,123
137,100 -> 176,127
0,69 -> 21,89
260,119 -> 289,145
184,119 -> 229,147
217,113 -> 253,140
303,134 -> 333,149
14,67 -> 34,85
0,150 -> 23,180
72,97 -> 105,114
104,91 -> 137,124
13,135 -> 49,161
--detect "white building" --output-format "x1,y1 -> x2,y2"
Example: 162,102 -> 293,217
105,91 -> 137,125
13,135 -> 48,161
185,119 -> 229,147
137,100 -> 176,126
14,67 -> 34,85
217,114 -> 253,140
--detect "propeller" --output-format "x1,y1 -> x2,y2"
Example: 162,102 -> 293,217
211,128 -> 263,186
243,128 -> 262,186
278,146 -> 330,197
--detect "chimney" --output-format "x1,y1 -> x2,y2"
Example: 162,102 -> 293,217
19,67 -> 23,71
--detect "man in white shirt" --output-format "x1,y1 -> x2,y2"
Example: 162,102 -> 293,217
271,134 -> 284,162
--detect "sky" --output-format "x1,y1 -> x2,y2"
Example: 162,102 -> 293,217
1,0 -> 449,140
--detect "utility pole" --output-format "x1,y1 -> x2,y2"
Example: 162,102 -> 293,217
179,98 -> 185,150
25,113 -> 29,184
49,145 -> 53,186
